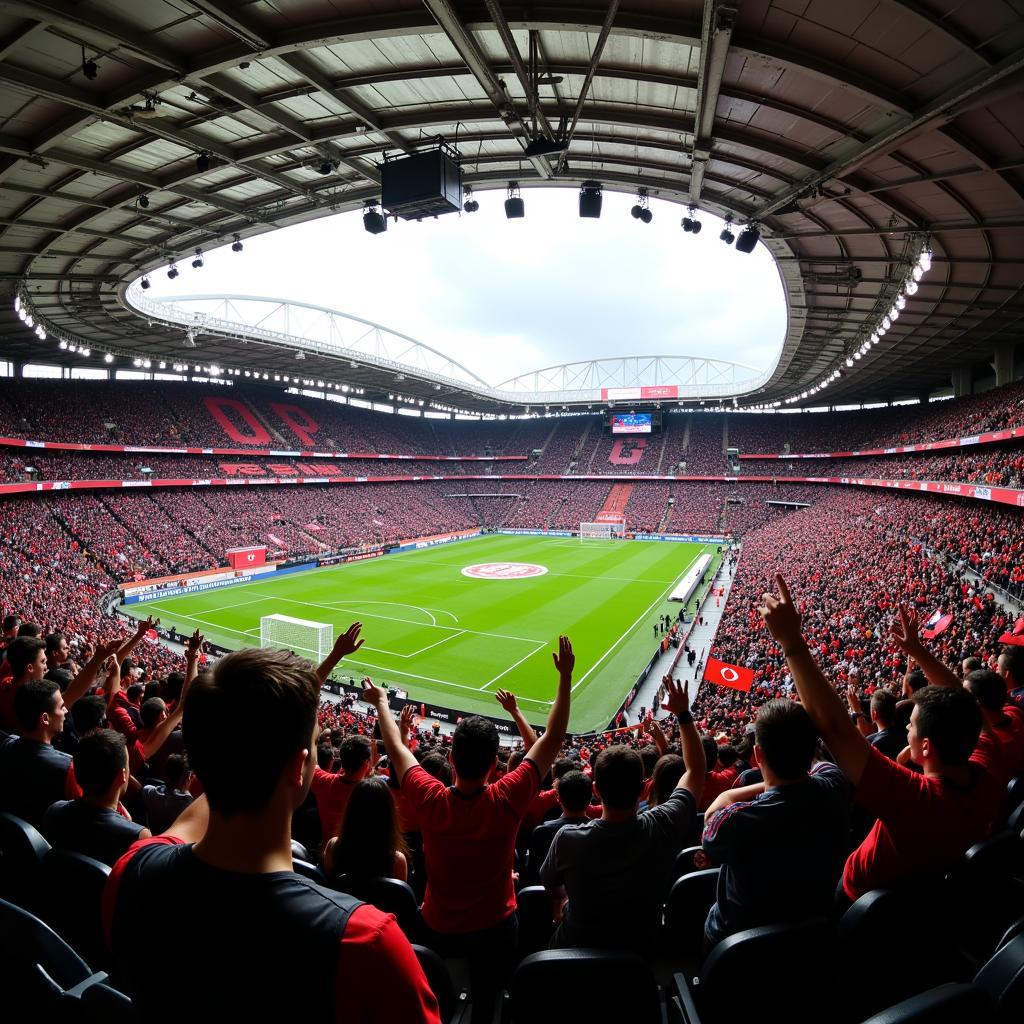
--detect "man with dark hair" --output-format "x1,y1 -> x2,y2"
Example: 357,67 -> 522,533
103,633 -> 439,1023
0,636 -> 47,732
368,636 -> 576,1024
540,675 -> 705,956
45,632 -> 70,673
141,753 -> 193,835
43,729 -> 150,865
526,770 -> 593,879
701,699 -> 848,946
759,581 -> 1000,903
847,685 -> 906,761
964,668 -> 1024,784
998,646 -> 1024,706
310,733 -> 373,845
0,678 -> 81,825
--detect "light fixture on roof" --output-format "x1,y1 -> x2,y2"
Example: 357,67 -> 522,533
681,205 -> 701,233
140,277 -> 151,290
59,340 -> 68,350
167,263 -> 179,280
523,134 -> 568,158
104,353 -> 114,364
504,181 -> 524,219
195,152 -> 211,173
578,181 -> 603,219
463,185 -> 480,213
363,201 -> 387,234
81,49 -> 98,80
231,235 -> 243,253
137,195 -> 150,209
630,188 -> 652,224
719,215 -> 735,244
735,223 -> 760,253
317,160 -> 334,176
191,249 -> 204,269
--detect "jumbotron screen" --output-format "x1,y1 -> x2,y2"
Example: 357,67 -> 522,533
611,413 -> 652,434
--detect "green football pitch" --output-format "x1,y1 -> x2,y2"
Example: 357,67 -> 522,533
122,535 -> 715,734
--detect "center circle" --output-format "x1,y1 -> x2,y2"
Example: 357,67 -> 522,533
461,562 -> 549,580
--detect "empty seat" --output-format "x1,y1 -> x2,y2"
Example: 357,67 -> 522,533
291,857 -> 327,885
412,943 -> 469,1023
42,849 -> 111,970
330,874 -> 420,940
505,948 -> 663,1024
676,919 -> 839,1024
0,811 -> 50,913
974,932 -> 1024,1023
664,867 -> 719,960
514,885 -> 555,958
858,982 -> 994,1024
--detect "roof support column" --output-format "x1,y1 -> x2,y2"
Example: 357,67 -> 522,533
951,365 -> 973,398
992,342 -> 1017,387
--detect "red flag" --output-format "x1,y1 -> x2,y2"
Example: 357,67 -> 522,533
704,657 -> 754,692
146,628 -> 158,640
999,615 -> 1024,647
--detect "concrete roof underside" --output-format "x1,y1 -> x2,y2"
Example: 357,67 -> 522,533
0,0 -> 1021,412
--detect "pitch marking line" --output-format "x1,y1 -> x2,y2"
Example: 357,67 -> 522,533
570,544 -> 712,695
363,630 -> 468,660
478,641 -> 548,690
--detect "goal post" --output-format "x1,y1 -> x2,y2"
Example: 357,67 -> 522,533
260,613 -> 333,664
580,520 -> 625,541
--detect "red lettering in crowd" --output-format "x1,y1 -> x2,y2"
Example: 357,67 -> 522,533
268,464 -> 297,476
296,462 -> 341,476
204,397 -> 271,445
219,462 -> 269,477
609,438 -> 647,466
270,403 -> 320,447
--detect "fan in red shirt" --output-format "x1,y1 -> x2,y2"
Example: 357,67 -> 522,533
759,581 -> 1000,904
310,734 -> 373,847
365,635 -> 576,1024
965,668 -> 1024,785
103,629 -> 439,1024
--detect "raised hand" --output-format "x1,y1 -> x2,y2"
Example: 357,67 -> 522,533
552,635 -> 575,679
758,573 -> 804,650
889,604 -> 925,658
136,614 -> 159,636
399,703 -> 416,742
332,622 -> 364,659
495,689 -> 518,714
361,676 -> 386,708
185,629 -> 204,659
662,674 -> 690,716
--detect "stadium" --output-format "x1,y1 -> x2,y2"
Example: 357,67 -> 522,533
0,1 -> 1022,1022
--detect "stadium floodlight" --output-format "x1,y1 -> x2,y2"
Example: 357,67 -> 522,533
504,181 -> 524,219
736,224 -> 759,253
231,235 -> 243,252
167,263 -> 179,279
317,160 -> 333,175
81,49 -> 98,80
895,293 -> 906,310
845,357 -> 854,367
191,248 -> 204,269
462,185 -> 479,213
104,353 -> 114,363
578,181 -> 603,219
917,248 -> 932,273
58,340 -> 68,350
363,201 -> 387,234
138,195 -> 150,209
140,277 -> 151,290
881,315 -> 891,331
681,205 -> 702,234
195,152 -> 211,173
719,215 -> 735,244
905,279 -> 918,295
631,188 -> 652,223
13,295 -> 20,312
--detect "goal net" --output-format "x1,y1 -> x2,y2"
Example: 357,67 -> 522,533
580,521 -> 625,541
260,614 -> 333,665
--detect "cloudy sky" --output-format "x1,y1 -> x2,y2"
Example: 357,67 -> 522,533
149,187 -> 786,387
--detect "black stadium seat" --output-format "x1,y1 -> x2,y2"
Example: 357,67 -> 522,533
330,874 -> 421,940
663,867 -> 719,961
41,849 -> 112,971
504,949 -> 664,1024
974,933 -> 1024,1023
857,982 -> 995,1024
514,885 -> 555,957
412,943 -> 470,1023
0,811 -> 50,913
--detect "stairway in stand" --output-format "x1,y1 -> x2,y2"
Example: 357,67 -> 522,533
596,482 -> 633,522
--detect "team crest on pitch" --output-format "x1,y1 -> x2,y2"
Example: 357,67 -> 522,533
461,562 -> 548,579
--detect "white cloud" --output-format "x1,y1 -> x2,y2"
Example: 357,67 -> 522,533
150,188 -> 786,386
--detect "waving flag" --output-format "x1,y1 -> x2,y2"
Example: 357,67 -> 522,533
703,657 -> 754,693
999,615 -> 1024,647
921,610 -> 953,639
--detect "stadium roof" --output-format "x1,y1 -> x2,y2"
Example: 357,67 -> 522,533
0,1 -> 1022,411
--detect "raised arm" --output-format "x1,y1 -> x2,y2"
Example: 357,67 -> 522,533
63,638 -> 122,709
846,684 -> 874,738
524,636 -> 574,778
117,615 -> 158,661
760,574 -> 871,786
889,605 -> 960,689
495,689 -> 538,748
361,678 -> 418,780
316,622 -> 364,684
139,633 -> 203,761
662,674 -> 705,802
644,715 -> 669,755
